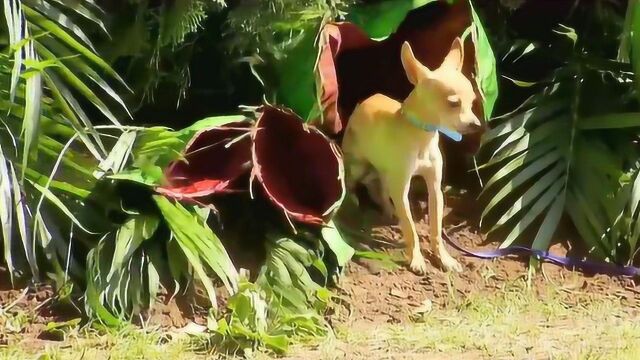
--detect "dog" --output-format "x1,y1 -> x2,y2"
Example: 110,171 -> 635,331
341,38 -> 481,274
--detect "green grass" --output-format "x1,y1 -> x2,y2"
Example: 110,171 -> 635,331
2,283 -> 639,360
0,326 -> 205,360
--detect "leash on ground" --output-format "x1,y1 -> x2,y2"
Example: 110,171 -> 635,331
441,230 -> 640,278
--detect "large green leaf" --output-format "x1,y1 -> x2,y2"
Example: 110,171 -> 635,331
469,0 -> 498,119
627,0 -> 640,101
579,112 -> 640,130
346,0 -> 438,40
321,220 -> 354,267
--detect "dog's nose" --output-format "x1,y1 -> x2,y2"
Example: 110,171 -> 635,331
470,121 -> 483,130
462,119 -> 484,134
470,115 -> 482,127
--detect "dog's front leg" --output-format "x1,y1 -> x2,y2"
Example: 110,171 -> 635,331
387,171 -> 427,275
423,160 -> 463,273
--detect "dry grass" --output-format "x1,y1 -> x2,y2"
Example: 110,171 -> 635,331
276,281 -> 640,360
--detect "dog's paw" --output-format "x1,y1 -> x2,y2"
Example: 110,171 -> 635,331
439,253 -> 463,273
409,256 -> 428,275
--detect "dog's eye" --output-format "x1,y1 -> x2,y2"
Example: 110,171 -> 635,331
447,95 -> 461,108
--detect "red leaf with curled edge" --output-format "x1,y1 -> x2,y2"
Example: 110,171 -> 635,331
251,106 -> 345,225
156,106 -> 345,226
156,121 -> 253,200
313,0 -> 485,154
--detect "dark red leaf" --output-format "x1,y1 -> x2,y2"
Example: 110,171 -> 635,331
252,106 -> 345,224
157,122 -> 253,199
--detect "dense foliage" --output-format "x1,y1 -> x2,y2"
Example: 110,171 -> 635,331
478,1 -> 640,265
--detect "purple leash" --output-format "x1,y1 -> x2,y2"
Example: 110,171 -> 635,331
442,231 -> 640,277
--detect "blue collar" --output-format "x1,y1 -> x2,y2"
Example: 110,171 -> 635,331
404,113 -> 462,142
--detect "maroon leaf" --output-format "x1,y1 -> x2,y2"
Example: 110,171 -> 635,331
157,122 -> 253,200
252,106 -> 345,224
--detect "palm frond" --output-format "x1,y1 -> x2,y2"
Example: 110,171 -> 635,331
4,0 -> 131,164
85,215 -> 161,322
1,1 -> 132,283
481,24 -> 640,263
154,196 -> 238,309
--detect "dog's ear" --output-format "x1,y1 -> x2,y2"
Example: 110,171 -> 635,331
401,41 -> 429,85
441,37 -> 464,71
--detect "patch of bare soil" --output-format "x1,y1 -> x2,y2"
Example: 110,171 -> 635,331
329,192 -> 639,326
0,275 -> 81,348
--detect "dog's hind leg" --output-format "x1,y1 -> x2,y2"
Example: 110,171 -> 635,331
344,155 -> 369,207
361,171 -> 395,220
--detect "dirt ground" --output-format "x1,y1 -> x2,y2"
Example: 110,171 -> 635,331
332,218 -> 639,326
2,192 -> 640,359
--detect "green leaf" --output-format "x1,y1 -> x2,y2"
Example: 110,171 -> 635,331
4,0 -> 24,103
490,127 -> 527,158
25,0 -> 97,51
39,38 -> 131,118
154,196 -> 238,306
22,5 -> 127,85
35,43 -> 121,126
275,237 -> 313,267
530,192 -> 566,252
21,42 -> 42,178
29,180 -> 93,233
0,144 -> 14,281
42,72 -> 105,159
346,0 -> 438,40
579,113 -> 640,130
480,142 -> 555,193
268,255 -> 293,287
94,131 -> 137,179
9,163 -> 37,277
482,155 -> 562,221
499,177 -> 565,248
569,185 -> 609,242
108,216 -> 155,280
553,24 -> 578,45
176,115 -> 248,141
490,164 -> 564,232
321,220 -> 354,267
48,0 -> 108,34
565,191 -> 608,259
502,75 -> 538,87
469,0 -> 498,119
107,169 -> 163,187
488,119 -> 565,165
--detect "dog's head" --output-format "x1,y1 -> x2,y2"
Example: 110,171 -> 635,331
400,38 -> 481,135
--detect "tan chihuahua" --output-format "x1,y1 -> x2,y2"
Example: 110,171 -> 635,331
342,38 -> 481,274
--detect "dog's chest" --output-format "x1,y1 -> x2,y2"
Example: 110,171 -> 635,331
414,138 -> 440,170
